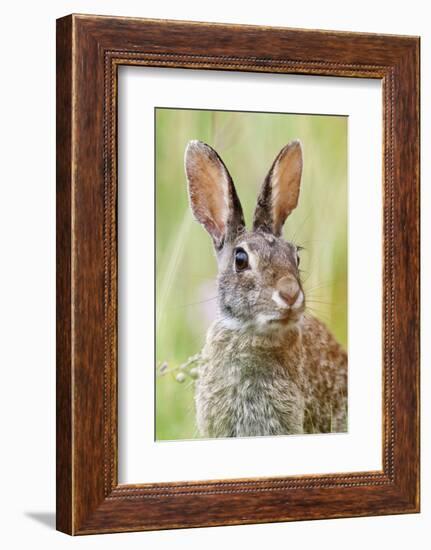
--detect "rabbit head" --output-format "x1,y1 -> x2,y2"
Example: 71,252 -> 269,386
185,140 -> 305,333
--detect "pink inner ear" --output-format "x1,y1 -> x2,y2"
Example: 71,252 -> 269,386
271,143 -> 302,234
190,185 -> 228,246
186,143 -> 229,245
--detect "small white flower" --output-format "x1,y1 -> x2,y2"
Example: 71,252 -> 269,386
175,372 -> 186,383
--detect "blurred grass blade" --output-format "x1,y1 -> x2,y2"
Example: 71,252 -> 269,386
156,212 -> 193,334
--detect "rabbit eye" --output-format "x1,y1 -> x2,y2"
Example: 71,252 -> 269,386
234,248 -> 249,272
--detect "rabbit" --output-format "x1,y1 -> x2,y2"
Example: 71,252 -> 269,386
184,139 -> 347,438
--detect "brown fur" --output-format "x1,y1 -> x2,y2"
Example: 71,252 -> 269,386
185,140 -> 347,438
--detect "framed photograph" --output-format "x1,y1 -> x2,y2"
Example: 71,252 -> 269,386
56,14 -> 420,534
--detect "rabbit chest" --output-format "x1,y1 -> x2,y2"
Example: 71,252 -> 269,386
195,323 -> 306,438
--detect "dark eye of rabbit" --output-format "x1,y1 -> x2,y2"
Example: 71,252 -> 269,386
234,248 -> 249,272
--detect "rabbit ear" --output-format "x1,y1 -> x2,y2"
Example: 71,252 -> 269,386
253,140 -> 303,236
185,141 -> 245,250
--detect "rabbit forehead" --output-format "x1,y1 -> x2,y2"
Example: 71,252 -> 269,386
235,230 -> 297,266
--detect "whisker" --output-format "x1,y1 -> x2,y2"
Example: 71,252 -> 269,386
306,299 -> 335,306
304,279 -> 338,293
166,296 -> 218,310
306,301 -> 346,312
305,295 -> 335,304
305,307 -> 332,324
295,239 -> 332,247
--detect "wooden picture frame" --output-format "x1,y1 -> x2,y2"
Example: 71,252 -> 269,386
56,14 -> 420,535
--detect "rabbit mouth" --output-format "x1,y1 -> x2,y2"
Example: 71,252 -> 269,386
270,312 -> 302,326
254,310 -> 303,332
218,310 -> 304,336
268,303 -> 305,323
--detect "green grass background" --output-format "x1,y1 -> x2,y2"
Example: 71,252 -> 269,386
155,108 -> 348,440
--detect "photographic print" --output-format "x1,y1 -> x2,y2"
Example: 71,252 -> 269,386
155,107 -> 348,440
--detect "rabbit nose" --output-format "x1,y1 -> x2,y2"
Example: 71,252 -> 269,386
277,276 -> 300,306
